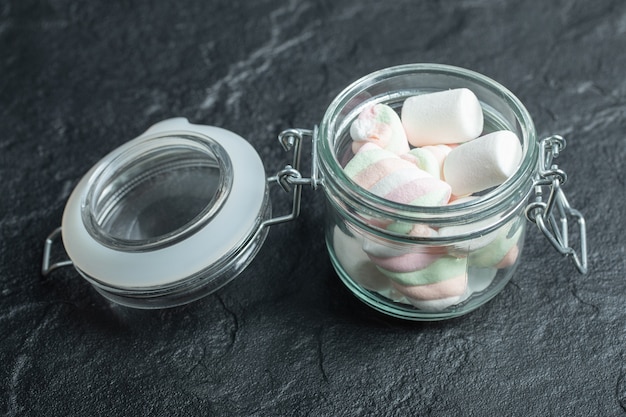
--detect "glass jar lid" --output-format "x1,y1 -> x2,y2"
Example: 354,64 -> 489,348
61,118 -> 269,291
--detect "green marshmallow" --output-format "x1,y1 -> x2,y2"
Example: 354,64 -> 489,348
378,256 -> 468,286
343,146 -> 395,178
406,148 -> 440,179
385,222 -> 413,235
374,103 -> 394,124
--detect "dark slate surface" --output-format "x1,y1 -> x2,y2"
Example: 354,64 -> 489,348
1,0 -> 625,415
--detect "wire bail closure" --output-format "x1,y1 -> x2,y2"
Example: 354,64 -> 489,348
525,135 -> 588,274
263,127 -> 321,227
41,227 -> 73,277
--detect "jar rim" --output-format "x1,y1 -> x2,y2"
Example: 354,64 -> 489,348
317,63 -> 538,225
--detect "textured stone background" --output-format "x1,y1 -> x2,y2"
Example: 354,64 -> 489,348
1,0 -> 625,415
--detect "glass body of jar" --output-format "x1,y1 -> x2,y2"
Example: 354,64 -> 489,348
317,64 -> 538,320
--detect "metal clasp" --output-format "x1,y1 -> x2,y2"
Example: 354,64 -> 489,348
263,127 -> 321,227
41,227 -> 73,277
525,135 -> 588,274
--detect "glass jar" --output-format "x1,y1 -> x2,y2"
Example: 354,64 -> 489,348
317,64 -> 550,320
43,64 -> 587,319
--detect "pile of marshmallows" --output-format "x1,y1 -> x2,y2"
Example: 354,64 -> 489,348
341,88 -> 523,311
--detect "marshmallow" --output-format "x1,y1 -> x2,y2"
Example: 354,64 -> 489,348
344,143 -> 452,207
401,88 -> 484,147
332,226 -> 410,304
379,255 -> 467,287
377,287 -> 410,303
391,273 -> 467,300
469,224 -> 523,268
447,195 -> 479,205
383,256 -> 468,307
400,144 -> 453,180
438,217 -> 508,255
387,222 -> 435,237
443,130 -> 523,196
363,224 -> 445,273
361,224 -> 438,261
350,103 -> 410,155
331,226 -> 392,292
453,265 -> 500,306
369,251 -> 442,274
406,296 -> 464,312
336,87 -> 526,312
495,244 -> 519,269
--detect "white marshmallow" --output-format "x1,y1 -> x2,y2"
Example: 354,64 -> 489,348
443,130 -> 523,196
401,88 -> 484,147
332,226 -> 391,292
407,296 -> 463,311
438,217 -> 506,254
332,227 -> 411,304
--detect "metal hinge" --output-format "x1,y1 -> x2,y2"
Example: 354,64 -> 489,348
262,126 -> 321,227
525,135 -> 588,274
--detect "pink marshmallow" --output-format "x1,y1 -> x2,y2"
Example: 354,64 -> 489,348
361,224 -> 439,259
350,103 -> 410,155
344,143 -> 452,207
376,254 -> 469,309
368,251 -> 442,273
382,177 -> 451,206
355,163 -> 430,190
495,244 -> 519,269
